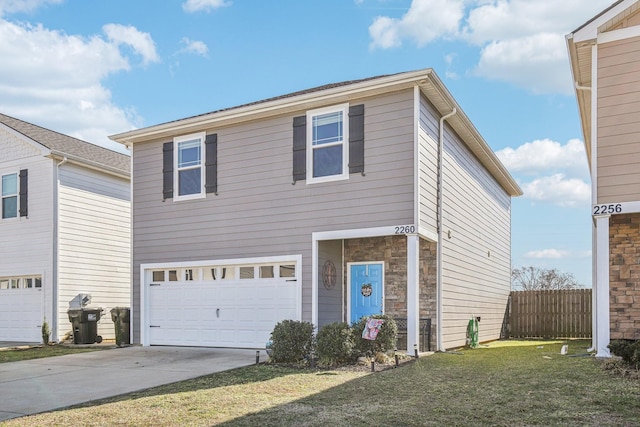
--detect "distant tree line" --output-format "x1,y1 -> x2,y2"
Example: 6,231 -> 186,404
511,266 -> 583,291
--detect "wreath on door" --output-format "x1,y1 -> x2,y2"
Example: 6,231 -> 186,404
361,283 -> 372,297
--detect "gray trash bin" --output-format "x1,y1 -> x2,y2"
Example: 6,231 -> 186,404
110,307 -> 130,346
67,308 -> 103,344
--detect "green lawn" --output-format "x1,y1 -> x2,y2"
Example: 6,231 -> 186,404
4,340 -> 640,426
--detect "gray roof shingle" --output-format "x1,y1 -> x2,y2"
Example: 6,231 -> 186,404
0,113 -> 129,175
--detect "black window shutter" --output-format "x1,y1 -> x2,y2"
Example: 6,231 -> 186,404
19,169 -> 28,217
162,142 -> 173,200
205,133 -> 218,194
292,115 -> 306,183
349,104 -> 365,175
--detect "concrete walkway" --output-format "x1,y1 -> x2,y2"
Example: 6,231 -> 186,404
0,346 -> 258,421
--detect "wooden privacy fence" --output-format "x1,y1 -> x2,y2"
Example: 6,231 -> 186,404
508,289 -> 592,339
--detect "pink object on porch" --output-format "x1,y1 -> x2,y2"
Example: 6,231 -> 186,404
362,318 -> 385,340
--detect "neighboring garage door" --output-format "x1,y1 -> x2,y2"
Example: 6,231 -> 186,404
0,276 -> 44,342
145,257 -> 301,348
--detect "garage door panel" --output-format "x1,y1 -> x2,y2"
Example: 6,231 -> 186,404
147,276 -> 299,348
0,289 -> 43,342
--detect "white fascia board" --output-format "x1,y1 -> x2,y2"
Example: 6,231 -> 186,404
48,151 -> 130,180
0,123 -> 51,156
598,24 -> 640,43
110,69 -> 436,144
572,0 -> 638,43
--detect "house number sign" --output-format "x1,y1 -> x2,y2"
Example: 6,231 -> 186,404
592,201 -> 640,216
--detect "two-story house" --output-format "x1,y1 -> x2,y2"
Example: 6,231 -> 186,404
567,0 -> 640,357
110,68 -> 521,352
0,113 -> 131,343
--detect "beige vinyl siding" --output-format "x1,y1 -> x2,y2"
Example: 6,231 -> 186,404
597,36 -> 640,203
418,96 -> 441,236
0,131 -> 55,337
438,120 -> 512,349
131,90 -> 416,343
57,163 -> 130,341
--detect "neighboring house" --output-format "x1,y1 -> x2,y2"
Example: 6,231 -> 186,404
110,68 -> 521,352
567,0 -> 640,357
0,113 -> 131,343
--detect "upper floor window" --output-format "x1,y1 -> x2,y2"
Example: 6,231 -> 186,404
307,104 -> 349,183
2,173 -> 18,219
174,132 -> 205,201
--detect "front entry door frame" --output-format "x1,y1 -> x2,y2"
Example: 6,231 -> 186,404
347,261 -> 385,324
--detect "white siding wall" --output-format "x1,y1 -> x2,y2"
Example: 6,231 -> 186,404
57,163 -> 131,341
434,106 -> 512,349
0,129 -> 55,339
131,90 -> 416,343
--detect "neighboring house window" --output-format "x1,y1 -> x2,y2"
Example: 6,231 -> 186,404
292,104 -> 365,184
0,275 -> 41,289
1,170 -> 28,219
307,104 -> 349,183
2,173 -> 18,219
163,133 -> 217,201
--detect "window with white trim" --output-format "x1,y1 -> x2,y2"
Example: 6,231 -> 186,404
0,275 -> 42,290
174,132 -> 205,200
307,104 -> 349,183
2,173 -> 18,219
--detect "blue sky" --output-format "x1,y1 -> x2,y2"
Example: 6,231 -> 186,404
0,0 -> 616,286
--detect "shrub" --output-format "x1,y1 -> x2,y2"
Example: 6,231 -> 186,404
608,340 -> 640,369
269,320 -> 315,363
351,314 -> 398,357
41,319 -> 50,345
316,322 -> 356,366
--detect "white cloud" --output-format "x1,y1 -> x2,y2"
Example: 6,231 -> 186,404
525,249 -> 571,259
497,138 -> 590,208
368,0 -> 614,94
103,24 -> 159,65
369,0 -> 464,50
182,0 -> 230,13
520,173 -> 590,208
0,0 -> 62,15
0,18 -> 154,152
473,33 -> 572,94
180,37 -> 209,57
496,138 -> 588,178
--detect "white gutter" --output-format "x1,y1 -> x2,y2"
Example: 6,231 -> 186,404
436,108 -> 457,352
52,156 -> 68,342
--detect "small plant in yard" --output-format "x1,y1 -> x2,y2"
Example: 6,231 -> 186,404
316,322 -> 356,367
351,314 -> 398,357
41,319 -> 50,345
269,320 -> 315,364
608,339 -> 640,370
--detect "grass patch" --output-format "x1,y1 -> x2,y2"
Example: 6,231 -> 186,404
0,345 -> 102,363
4,340 -> 640,426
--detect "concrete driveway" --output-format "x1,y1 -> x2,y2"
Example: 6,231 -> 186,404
0,345 -> 258,421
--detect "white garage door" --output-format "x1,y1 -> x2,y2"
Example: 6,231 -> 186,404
0,277 -> 44,342
145,257 -> 301,348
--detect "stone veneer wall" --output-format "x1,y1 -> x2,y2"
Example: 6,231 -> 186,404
609,213 -> 640,340
343,235 -> 437,339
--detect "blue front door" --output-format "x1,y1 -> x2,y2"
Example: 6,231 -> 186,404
350,263 -> 383,324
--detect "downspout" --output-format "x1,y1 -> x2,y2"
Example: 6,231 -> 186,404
53,156 -> 68,342
437,108 -> 456,352
574,82 -> 595,352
